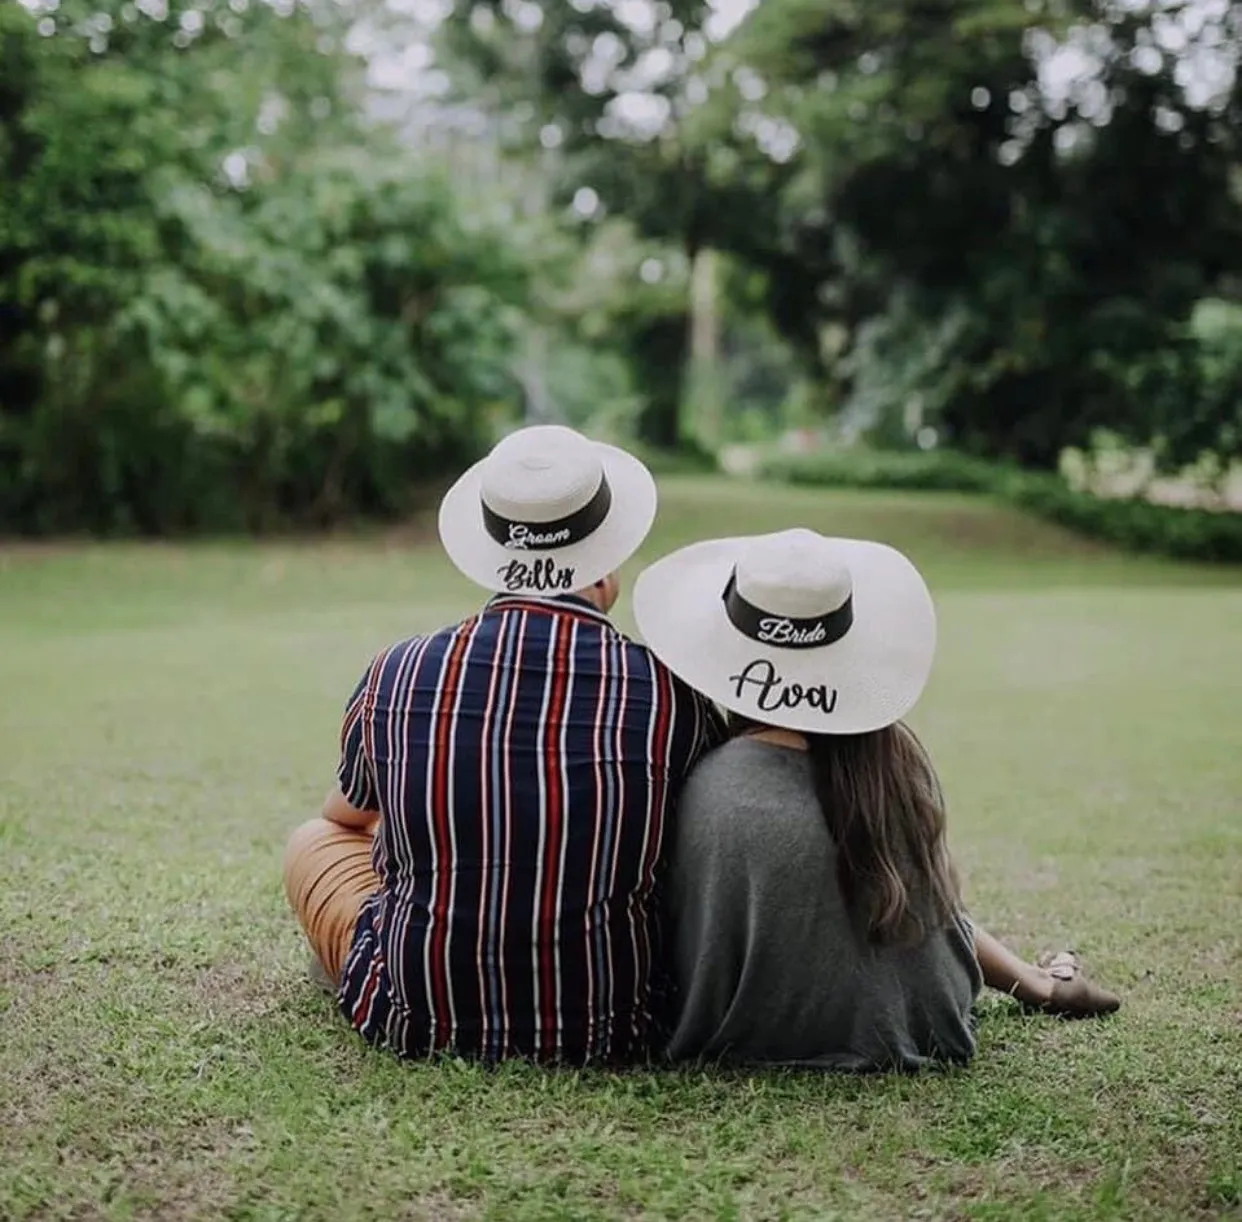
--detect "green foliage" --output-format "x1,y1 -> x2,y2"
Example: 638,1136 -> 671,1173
538,342 -> 641,439
576,231 -> 694,450
440,0 -> 1242,470
761,447 -> 1242,562
440,0 -> 711,233
439,0 -> 732,449
627,439 -> 719,476
1183,299 -> 1242,462
678,0 -> 1242,468
124,157 -> 524,530
1000,470 -> 1242,564
0,0 -> 525,534
8,0 -> 1242,528
762,447 -> 999,493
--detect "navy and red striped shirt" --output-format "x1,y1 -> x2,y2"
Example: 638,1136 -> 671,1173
336,592 -> 724,1064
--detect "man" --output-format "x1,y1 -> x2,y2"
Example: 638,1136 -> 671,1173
283,425 -> 723,1064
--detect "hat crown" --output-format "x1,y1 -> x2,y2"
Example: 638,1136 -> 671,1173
480,426 -> 604,525
734,529 -> 853,619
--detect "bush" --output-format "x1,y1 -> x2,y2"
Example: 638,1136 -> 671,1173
999,471 -> 1242,564
630,439 -> 720,477
0,5 -> 527,536
758,447 -> 1242,563
760,448 -> 999,493
0,150 -> 526,535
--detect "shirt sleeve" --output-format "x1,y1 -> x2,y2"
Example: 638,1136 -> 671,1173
336,663 -> 379,813
669,678 -> 728,778
701,699 -> 729,751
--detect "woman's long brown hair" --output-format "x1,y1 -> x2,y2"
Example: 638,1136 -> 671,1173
731,715 -> 961,947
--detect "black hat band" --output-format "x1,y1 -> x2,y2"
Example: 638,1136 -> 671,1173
722,569 -> 854,649
481,474 -> 612,551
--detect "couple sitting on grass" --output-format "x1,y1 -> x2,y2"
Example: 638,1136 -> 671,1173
284,425 -> 1119,1071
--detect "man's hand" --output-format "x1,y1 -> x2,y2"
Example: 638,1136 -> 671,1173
322,786 -> 379,830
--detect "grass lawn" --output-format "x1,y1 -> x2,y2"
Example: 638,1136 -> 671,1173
2,476 -> 1240,1222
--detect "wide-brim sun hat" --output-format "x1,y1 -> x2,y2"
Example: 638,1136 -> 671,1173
439,424 -> 658,595
632,528 -> 936,735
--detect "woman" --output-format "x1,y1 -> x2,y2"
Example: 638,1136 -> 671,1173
633,527 -> 1119,1071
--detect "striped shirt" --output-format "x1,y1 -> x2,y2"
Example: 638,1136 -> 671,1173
335,592 -> 724,1065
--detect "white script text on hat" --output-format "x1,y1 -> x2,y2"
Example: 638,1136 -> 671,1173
504,523 -> 573,550
755,617 -> 829,647
729,659 -> 838,714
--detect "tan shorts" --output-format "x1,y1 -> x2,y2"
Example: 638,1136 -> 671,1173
283,818 -> 380,984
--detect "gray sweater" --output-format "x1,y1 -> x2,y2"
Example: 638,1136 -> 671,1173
663,737 -> 982,1072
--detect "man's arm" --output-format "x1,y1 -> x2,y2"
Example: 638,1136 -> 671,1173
667,675 -> 729,775
701,698 -> 729,750
329,656 -> 384,827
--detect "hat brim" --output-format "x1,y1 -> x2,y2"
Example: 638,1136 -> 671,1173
632,535 -> 937,735
439,441 -> 658,594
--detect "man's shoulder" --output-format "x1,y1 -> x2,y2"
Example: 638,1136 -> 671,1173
616,637 -> 718,712
610,631 -> 664,671
373,631 -> 436,662
360,629 -> 445,681
556,620 -> 669,686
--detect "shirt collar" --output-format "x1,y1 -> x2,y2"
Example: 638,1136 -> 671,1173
485,591 -> 613,624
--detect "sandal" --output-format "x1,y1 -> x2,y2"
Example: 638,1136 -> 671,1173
1023,950 -> 1121,1019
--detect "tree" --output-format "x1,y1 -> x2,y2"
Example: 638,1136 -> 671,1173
0,0 -> 527,533
678,0 -> 1242,467
439,0 -> 735,448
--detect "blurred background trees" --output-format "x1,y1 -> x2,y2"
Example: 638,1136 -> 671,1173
0,0 -> 525,531
2,0 -> 1241,533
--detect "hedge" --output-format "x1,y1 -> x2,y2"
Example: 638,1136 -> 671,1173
759,449 -> 1242,564
762,449 -> 999,494
998,471 -> 1242,563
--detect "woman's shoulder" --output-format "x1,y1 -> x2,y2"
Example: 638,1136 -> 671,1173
690,733 -> 776,773
673,737 -> 831,886
682,736 -> 813,814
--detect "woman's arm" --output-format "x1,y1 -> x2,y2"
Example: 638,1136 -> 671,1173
972,924 -> 1055,1004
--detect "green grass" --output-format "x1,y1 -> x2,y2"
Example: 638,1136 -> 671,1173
2,477 -> 1240,1222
